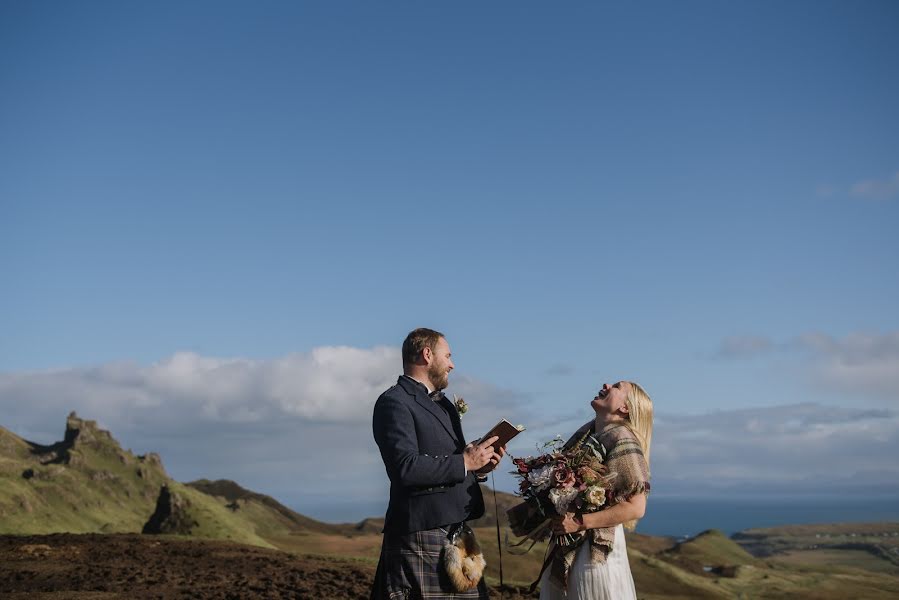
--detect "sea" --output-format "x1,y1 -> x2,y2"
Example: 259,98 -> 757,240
297,496 -> 899,539
632,496 -> 899,538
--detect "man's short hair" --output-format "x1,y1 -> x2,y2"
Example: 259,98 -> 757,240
402,328 -> 445,366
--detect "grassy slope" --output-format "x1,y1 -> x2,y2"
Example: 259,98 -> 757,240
185,478 -> 343,536
0,417 -> 167,535
171,482 -> 276,548
655,528 -> 899,600
666,529 -> 760,568
774,548 -> 899,574
0,417 -> 316,548
0,425 -> 30,461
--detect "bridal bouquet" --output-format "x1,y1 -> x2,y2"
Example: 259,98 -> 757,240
506,435 -> 614,550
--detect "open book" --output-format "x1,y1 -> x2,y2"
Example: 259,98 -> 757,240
478,419 -> 525,448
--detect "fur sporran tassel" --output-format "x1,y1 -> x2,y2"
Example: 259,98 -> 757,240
442,525 -> 486,592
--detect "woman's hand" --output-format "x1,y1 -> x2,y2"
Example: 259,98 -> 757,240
551,512 -> 584,535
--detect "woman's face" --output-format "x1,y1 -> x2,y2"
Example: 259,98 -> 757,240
591,381 -> 631,417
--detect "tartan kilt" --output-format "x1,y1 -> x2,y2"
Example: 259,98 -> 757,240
370,526 -> 489,600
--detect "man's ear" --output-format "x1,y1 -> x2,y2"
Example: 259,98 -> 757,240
421,346 -> 433,364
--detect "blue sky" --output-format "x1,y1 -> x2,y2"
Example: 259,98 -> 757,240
2,1 -> 898,520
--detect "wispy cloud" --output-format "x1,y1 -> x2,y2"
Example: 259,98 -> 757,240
501,402 -> 899,500
849,170 -> 899,201
545,364 -> 575,377
652,403 -> 899,497
795,331 -> 899,399
815,183 -> 837,198
712,331 -> 899,401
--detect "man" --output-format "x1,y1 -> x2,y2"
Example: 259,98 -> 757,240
370,328 -> 505,599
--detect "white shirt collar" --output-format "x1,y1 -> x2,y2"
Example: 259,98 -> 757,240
402,374 -> 433,395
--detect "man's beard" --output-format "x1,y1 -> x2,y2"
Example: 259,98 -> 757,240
428,363 -> 449,391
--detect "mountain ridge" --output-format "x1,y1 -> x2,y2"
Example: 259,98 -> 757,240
0,413 -> 341,544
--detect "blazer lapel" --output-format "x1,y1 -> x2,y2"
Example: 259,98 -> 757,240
442,397 -> 466,449
398,377 -> 459,443
414,393 -> 460,443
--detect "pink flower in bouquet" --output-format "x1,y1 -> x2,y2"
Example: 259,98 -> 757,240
553,466 -> 576,489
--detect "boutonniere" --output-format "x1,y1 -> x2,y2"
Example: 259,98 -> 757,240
452,394 -> 468,416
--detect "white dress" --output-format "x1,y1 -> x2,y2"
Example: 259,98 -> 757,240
538,525 -> 637,600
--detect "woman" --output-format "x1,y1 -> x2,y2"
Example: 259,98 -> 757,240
541,381 -> 653,600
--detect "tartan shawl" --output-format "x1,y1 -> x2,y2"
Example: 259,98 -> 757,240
548,420 -> 651,589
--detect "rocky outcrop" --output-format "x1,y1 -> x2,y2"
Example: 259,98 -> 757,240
142,485 -> 198,535
354,518 -> 385,534
26,412 -> 120,466
64,411 -> 109,445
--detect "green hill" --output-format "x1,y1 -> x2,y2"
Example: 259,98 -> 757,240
666,528 -> 760,571
0,413 -> 339,547
0,412 -> 168,535
186,478 -> 345,536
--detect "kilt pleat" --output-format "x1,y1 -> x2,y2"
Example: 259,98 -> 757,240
370,526 -> 489,600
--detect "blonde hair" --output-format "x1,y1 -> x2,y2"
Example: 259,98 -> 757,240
623,381 -> 653,531
623,381 -> 653,473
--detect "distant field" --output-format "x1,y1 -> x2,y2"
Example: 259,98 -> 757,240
260,526 -> 550,587
740,522 -> 899,537
264,531 -> 383,563
773,548 -> 899,575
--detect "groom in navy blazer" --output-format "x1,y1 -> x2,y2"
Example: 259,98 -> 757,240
370,328 -> 505,599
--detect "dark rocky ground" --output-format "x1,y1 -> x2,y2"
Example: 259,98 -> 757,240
0,533 -> 537,599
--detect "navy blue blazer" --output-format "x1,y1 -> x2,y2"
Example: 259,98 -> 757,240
372,376 -> 485,534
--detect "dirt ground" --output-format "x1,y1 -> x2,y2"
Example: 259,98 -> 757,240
0,534 -> 537,599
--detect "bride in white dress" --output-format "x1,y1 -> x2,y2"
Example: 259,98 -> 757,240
540,381 -> 653,600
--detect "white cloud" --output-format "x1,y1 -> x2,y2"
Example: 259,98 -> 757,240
0,348 -> 529,519
496,402 -> 899,500
0,347 -> 401,427
651,403 -> 899,497
3,347 -> 896,516
713,331 -> 899,401
849,170 -> 899,201
794,332 -> 899,399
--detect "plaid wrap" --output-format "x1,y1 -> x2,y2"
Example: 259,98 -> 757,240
548,421 -> 650,589
370,525 -> 489,600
